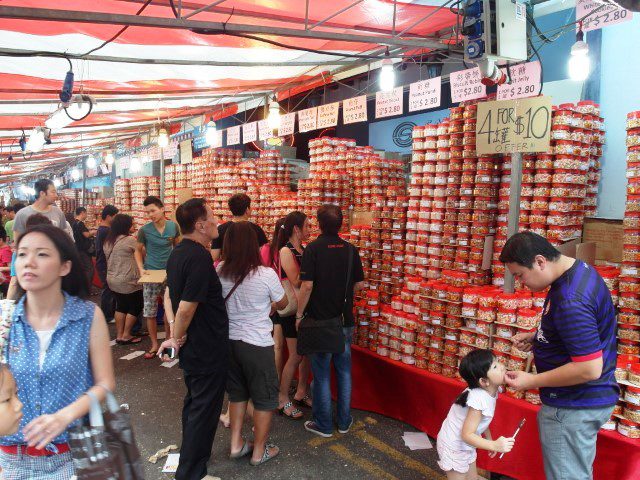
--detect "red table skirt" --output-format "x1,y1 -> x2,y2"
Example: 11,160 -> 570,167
349,345 -> 640,480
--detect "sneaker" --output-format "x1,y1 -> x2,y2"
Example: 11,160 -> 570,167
338,418 -> 354,434
304,421 -> 332,438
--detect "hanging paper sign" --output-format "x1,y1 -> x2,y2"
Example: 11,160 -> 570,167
226,126 -> 240,146
476,96 -> 552,154
298,107 -> 318,133
343,95 -> 368,124
278,112 -> 295,136
119,157 -> 130,169
317,102 -> 340,129
243,122 -> 257,144
497,61 -> 542,101
577,0 -> 632,32
258,120 -> 273,141
375,87 -> 403,119
408,77 -> 442,112
450,67 -> 486,103
180,140 -> 193,164
214,130 -> 223,148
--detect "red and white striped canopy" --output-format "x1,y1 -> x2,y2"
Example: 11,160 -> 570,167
0,0 -> 457,177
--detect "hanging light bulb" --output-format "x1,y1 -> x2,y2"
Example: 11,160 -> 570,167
53,177 -> 62,188
85,154 -> 97,169
157,126 -> 169,148
71,168 -> 81,181
568,28 -> 590,81
267,97 -> 281,130
26,127 -> 46,153
379,50 -> 395,92
205,119 -> 217,146
104,150 -> 115,166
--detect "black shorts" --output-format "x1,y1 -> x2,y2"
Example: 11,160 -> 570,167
112,289 -> 144,317
279,314 -> 298,339
227,340 -> 279,411
271,312 -> 281,325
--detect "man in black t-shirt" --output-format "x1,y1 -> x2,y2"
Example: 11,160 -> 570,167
72,207 -> 96,287
296,205 -> 365,438
211,193 -> 267,261
159,198 -> 228,480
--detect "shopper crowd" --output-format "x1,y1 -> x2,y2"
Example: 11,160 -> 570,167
0,178 -> 620,480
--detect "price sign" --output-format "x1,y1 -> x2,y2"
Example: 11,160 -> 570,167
343,95 -> 367,124
450,67 -> 486,103
497,61 -> 542,101
226,126 -> 240,146
243,122 -> 257,144
258,119 -> 273,141
317,102 -> 339,129
279,112 -> 295,136
476,96 -> 552,154
577,0 -> 632,32
409,77 -> 441,112
375,87 -> 403,119
298,107 -> 318,133
214,130 -> 223,148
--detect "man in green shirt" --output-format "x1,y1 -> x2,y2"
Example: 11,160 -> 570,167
4,204 -> 23,244
135,196 -> 180,359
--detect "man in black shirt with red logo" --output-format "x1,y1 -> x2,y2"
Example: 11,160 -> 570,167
296,205 -> 364,438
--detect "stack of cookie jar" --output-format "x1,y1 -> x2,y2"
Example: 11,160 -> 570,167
130,176 -> 160,229
163,164 -> 192,214
256,150 -> 292,186
114,178 -> 132,216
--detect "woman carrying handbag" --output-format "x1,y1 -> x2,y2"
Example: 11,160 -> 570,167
275,211 -> 313,420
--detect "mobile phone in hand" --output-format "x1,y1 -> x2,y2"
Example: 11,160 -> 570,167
162,347 -> 176,359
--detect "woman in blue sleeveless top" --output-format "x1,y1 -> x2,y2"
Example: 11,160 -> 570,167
0,224 -> 115,479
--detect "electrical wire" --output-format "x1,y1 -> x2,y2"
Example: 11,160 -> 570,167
63,95 -> 94,122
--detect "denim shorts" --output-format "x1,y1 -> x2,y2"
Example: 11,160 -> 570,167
537,404 -> 614,480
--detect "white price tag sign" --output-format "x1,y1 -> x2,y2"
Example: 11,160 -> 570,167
226,126 -> 240,146
450,67 -> 486,103
497,61 -> 542,101
317,102 -> 339,129
343,95 -> 367,124
577,0 -> 632,32
258,119 -> 273,141
408,77 -> 441,112
243,122 -> 257,144
375,87 -> 403,119
298,107 -> 318,133
279,112 -> 295,136
212,130 -> 222,148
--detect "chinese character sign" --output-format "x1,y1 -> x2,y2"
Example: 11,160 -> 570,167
375,87 -> 403,119
258,119 -> 273,141
476,96 -> 552,154
227,126 -> 240,146
243,122 -> 257,144
317,102 -> 339,129
343,95 -> 367,124
279,112 -> 295,136
409,77 -> 442,112
497,61 -> 542,101
577,0 -> 632,32
450,67 -> 486,103
298,107 -> 318,133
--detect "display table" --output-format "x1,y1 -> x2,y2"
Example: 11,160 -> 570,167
349,345 -> 640,480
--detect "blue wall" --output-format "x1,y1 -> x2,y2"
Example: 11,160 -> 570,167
368,109 -> 450,153
598,16 -> 640,219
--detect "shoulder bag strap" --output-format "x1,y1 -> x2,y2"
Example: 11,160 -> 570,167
340,244 -> 354,321
224,270 -> 251,302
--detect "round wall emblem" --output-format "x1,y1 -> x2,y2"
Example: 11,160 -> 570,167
392,122 -> 416,148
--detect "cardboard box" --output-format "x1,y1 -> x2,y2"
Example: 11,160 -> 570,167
350,211 -> 375,227
557,238 -> 597,265
582,218 -> 623,264
176,188 -> 193,205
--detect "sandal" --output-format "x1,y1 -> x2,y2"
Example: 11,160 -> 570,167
229,440 -> 253,459
116,337 -> 143,345
293,394 -> 312,408
143,350 -> 158,360
278,401 -> 303,420
250,444 -> 280,466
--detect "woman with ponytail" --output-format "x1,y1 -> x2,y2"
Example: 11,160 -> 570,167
436,349 -> 514,479
275,211 -> 312,420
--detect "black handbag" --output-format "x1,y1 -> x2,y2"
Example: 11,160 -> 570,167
297,244 -> 353,355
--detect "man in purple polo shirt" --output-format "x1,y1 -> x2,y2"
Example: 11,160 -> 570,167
500,232 -> 618,480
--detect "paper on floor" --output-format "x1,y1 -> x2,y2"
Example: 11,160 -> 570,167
402,432 -> 433,450
161,359 -> 179,368
162,453 -> 180,473
157,331 -> 166,339
120,351 -> 145,361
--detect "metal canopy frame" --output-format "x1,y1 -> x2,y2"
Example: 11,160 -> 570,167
0,6 -> 446,50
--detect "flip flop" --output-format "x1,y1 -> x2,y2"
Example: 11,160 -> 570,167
250,444 -> 280,466
229,441 -> 253,460
143,350 -> 158,360
278,401 -> 303,420
117,337 -> 143,345
293,394 -> 312,408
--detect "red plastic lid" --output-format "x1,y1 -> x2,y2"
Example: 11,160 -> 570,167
620,418 -> 640,427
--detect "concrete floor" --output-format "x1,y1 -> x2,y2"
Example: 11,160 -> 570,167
110,329 -> 449,480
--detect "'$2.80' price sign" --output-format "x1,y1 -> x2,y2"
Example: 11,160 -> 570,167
375,87 -> 403,119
